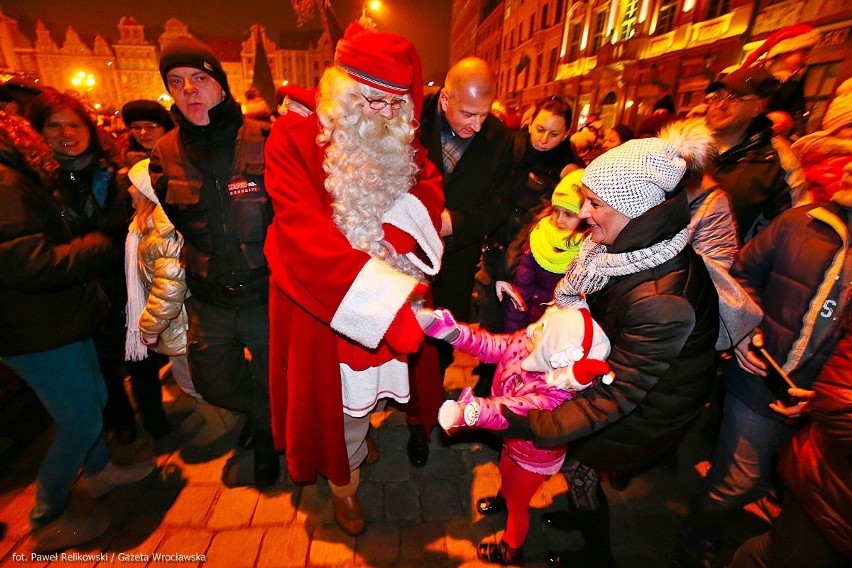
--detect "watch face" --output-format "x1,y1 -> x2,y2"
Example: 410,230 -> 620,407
464,401 -> 480,426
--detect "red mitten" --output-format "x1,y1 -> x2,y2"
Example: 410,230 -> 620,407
385,304 -> 424,354
410,282 -> 429,302
382,223 -> 416,255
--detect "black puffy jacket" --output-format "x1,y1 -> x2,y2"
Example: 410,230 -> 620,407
0,151 -> 116,355
528,190 -> 719,472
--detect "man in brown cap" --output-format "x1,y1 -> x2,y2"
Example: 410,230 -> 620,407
705,65 -> 799,243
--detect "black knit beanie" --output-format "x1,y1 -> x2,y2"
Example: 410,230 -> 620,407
159,37 -> 230,94
121,99 -> 175,131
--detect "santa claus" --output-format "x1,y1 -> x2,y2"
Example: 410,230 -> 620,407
263,22 -> 445,536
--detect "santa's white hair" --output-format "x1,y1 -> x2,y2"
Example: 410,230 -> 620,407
316,66 -> 424,281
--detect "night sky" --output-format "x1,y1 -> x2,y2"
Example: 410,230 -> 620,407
3,0 -> 452,82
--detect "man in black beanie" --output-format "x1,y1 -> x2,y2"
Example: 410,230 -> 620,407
149,36 -> 280,488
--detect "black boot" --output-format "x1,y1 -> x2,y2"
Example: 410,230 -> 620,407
238,416 -> 255,450
670,500 -> 730,568
546,486 -> 616,568
478,539 -> 524,566
406,424 -> 429,467
476,494 -> 507,515
253,429 -> 280,489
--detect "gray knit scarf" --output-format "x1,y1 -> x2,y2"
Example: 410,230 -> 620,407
554,229 -> 690,308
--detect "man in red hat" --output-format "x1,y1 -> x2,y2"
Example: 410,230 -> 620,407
263,22 -> 445,536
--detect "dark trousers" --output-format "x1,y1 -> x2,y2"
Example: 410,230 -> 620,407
185,296 -> 271,429
101,350 -> 166,432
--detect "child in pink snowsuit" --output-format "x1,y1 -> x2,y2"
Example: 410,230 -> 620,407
418,304 -> 612,565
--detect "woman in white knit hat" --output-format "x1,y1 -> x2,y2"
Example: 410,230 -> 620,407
499,118 -> 721,567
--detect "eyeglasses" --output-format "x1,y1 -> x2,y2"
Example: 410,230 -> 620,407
704,92 -> 758,106
361,94 -> 406,111
130,122 -> 164,132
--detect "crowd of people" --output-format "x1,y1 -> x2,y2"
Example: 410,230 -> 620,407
0,19 -> 850,568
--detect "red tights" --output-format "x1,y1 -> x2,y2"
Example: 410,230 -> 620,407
498,451 -> 548,549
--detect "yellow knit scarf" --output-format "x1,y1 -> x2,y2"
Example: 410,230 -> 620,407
529,217 -> 585,274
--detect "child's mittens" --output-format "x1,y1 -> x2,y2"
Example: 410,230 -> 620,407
438,400 -> 466,432
415,308 -> 461,343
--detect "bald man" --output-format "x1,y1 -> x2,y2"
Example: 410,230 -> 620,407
406,57 -> 514,466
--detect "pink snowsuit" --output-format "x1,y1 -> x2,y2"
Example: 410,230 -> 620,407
446,324 -> 577,550
450,326 -> 576,474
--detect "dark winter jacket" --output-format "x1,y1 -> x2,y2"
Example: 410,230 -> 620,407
778,324 -> 852,559
149,98 -> 273,309
726,202 -> 851,420
503,245 -> 564,333
482,130 -> 583,282
709,115 -> 791,243
527,190 -> 720,472
420,90 -> 514,321
0,151 -> 116,355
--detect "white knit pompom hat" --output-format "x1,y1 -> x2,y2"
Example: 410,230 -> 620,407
581,118 -> 715,219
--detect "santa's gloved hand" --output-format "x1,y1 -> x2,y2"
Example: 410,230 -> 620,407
500,405 -> 534,439
415,308 -> 461,343
438,400 -> 466,432
385,304 -> 424,354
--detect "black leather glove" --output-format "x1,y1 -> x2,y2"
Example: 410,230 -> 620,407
500,405 -> 534,439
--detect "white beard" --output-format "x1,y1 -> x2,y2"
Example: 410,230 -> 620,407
324,113 -> 425,281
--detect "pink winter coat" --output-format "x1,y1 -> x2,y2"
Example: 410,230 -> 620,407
451,328 -> 575,475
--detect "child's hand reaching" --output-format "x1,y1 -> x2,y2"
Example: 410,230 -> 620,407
415,308 -> 461,342
495,281 -> 527,311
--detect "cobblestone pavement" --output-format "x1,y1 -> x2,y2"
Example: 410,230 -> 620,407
0,352 -> 765,567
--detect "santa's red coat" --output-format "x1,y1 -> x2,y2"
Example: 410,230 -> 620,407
263,112 -> 446,486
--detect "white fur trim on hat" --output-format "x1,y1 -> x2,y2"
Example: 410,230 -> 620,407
821,78 -> 852,134
382,193 -> 443,276
128,159 -> 159,204
520,305 -> 611,391
330,257 -> 417,349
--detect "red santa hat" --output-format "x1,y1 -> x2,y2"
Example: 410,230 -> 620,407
521,305 -> 613,391
334,21 -> 424,117
742,24 -> 821,68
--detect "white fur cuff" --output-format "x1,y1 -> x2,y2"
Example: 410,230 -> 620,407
382,193 -> 443,276
331,257 -> 418,349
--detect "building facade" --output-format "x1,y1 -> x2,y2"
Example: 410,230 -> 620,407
450,0 -> 852,133
0,8 -> 333,111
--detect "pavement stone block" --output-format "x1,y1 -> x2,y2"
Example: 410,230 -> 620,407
152,526 -> 214,566
357,481 -> 384,522
383,481 -> 420,521
207,487 -> 259,529
257,525 -> 310,568
205,528 -> 263,568
122,487 -> 180,535
100,532 -> 165,567
400,520 -> 446,560
410,448 -> 468,480
298,483 -> 334,528
354,522 -> 400,565
252,487 -> 300,526
162,486 -> 218,526
419,479 -> 466,522
309,525 -> 356,567
363,450 -> 410,482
